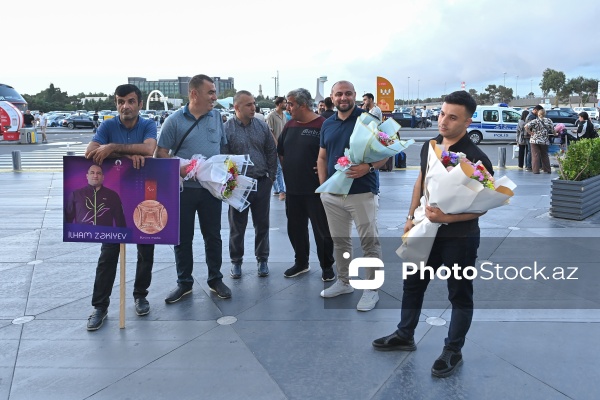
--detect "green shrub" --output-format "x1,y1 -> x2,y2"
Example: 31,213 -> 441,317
557,138 -> 600,181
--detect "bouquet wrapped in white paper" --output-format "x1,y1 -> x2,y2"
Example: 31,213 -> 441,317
178,154 -> 257,212
316,113 -> 415,194
397,140 -> 516,263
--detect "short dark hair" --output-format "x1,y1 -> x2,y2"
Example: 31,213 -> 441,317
324,97 -> 333,109
363,93 -> 375,101
274,96 -> 286,106
233,90 -> 253,105
188,74 -> 214,94
533,105 -> 544,111
579,111 -> 589,120
114,84 -> 142,103
520,110 -> 529,121
444,91 -> 477,116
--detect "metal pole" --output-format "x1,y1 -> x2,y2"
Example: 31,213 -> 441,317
12,151 -> 22,171
498,147 -> 506,169
67,151 -> 75,156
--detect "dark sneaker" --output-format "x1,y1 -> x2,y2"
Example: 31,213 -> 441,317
135,298 -> 150,316
230,263 -> 242,279
257,261 -> 269,277
372,331 -> 417,351
209,281 -> 232,299
87,308 -> 108,331
431,348 -> 463,378
164,286 -> 192,304
284,264 -> 310,278
321,267 -> 335,282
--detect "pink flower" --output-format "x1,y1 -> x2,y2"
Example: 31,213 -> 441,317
337,156 -> 351,168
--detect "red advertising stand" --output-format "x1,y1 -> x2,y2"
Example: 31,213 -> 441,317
0,101 -> 23,141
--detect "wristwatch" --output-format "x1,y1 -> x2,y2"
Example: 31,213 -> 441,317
406,215 -> 415,221
368,163 -> 375,173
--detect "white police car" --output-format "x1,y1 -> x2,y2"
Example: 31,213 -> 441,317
467,105 -> 521,145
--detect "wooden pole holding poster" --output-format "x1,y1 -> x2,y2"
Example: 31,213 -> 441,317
119,243 -> 126,329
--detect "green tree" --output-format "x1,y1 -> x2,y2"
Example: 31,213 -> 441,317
257,99 -> 275,109
540,68 -> 566,105
219,88 -> 236,99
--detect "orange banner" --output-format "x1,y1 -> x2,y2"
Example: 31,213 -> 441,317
376,76 -> 394,111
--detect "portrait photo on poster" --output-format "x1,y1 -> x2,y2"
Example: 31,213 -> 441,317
63,156 -> 180,245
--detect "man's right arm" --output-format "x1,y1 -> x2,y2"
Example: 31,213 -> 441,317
317,147 -> 328,184
404,171 -> 423,233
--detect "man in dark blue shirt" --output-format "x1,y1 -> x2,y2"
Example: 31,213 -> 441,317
373,91 -> 492,378
84,84 -> 157,331
317,80 -> 389,312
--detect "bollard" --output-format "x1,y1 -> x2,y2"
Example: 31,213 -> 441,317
497,147 -> 506,169
12,150 -> 22,171
66,151 -> 75,156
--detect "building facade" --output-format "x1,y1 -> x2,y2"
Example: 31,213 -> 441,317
127,76 -> 235,98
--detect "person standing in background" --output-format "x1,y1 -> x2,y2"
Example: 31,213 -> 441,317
266,97 -> 287,201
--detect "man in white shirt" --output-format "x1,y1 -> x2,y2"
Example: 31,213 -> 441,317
362,93 -> 382,120
38,111 -> 48,143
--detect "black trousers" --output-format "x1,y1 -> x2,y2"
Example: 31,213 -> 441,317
285,193 -> 334,270
397,230 -> 480,352
92,243 -> 155,311
229,176 -> 272,263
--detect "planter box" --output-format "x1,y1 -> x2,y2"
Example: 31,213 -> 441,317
550,174 -> 600,220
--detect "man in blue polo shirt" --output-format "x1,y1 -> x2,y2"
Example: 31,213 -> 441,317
84,84 -> 157,331
317,80 -> 389,312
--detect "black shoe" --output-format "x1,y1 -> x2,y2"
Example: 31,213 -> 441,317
230,263 -> 242,279
431,348 -> 463,378
87,308 -> 108,331
257,261 -> 269,277
321,267 -> 335,282
372,331 -> 417,351
283,264 -> 310,278
135,298 -> 150,316
164,286 -> 192,304
208,281 -> 232,299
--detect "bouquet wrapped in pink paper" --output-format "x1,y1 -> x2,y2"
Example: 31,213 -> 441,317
178,154 -> 257,212
315,112 -> 414,194
397,140 -> 516,263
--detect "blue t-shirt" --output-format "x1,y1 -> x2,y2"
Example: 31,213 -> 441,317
320,106 -> 379,194
92,115 -> 157,145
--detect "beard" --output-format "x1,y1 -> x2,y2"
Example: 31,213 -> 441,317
336,102 -> 354,112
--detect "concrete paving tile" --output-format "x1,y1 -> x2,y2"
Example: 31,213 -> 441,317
234,320 -> 430,399
0,367 -> 13,400
8,367 -> 140,400
372,325 -> 570,400
89,326 -> 286,399
0,340 -> 19,368
468,322 -> 600,400
0,298 -> 28,319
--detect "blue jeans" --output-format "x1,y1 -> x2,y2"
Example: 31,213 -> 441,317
397,230 -> 480,352
174,187 -> 223,288
411,116 -> 416,128
525,142 -> 532,169
273,159 -> 285,193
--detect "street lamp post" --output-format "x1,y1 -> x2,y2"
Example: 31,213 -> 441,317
516,75 -> 519,98
530,79 -> 533,97
407,77 -> 410,105
417,79 -> 420,104
503,72 -> 507,87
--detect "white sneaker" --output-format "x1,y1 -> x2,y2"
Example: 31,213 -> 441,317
357,290 -> 379,311
320,279 -> 354,298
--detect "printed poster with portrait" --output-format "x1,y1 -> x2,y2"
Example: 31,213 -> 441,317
63,156 -> 180,244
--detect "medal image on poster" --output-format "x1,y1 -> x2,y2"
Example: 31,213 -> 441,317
133,180 -> 168,234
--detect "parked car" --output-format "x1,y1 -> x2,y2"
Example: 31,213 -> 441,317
46,115 -> 65,127
63,115 -> 95,129
390,112 -> 431,128
431,107 -> 441,121
573,107 -> 598,119
545,110 -> 578,125
552,107 -> 577,117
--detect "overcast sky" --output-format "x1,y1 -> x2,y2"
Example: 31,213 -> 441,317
5,0 -> 600,101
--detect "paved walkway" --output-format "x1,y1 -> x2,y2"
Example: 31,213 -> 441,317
1,149 -> 599,399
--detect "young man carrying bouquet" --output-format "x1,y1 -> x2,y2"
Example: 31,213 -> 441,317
373,91 -> 493,378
